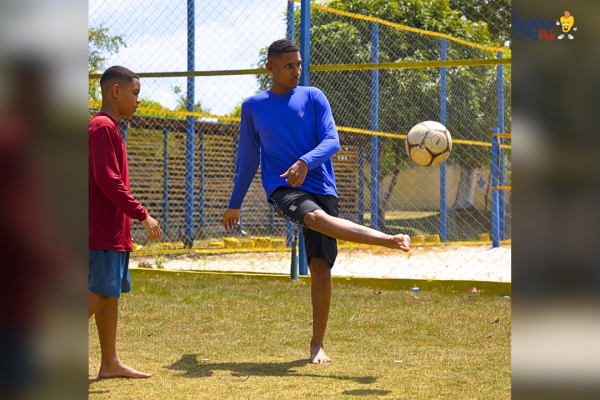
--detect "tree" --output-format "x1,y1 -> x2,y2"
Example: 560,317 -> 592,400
173,86 -> 206,115
89,27 -> 126,101
256,0 -> 508,229
448,0 -> 511,45
219,99 -> 244,124
175,96 -> 205,114
136,98 -> 175,119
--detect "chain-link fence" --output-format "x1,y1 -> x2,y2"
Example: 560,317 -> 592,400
89,0 -> 511,283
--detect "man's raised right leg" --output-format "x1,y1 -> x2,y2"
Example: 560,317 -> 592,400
303,210 -> 410,251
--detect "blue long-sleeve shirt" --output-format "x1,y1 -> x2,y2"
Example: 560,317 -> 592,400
228,86 -> 340,209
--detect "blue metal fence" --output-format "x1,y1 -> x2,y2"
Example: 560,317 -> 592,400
369,21 -> 379,232
439,38 -> 448,243
185,0 -> 196,246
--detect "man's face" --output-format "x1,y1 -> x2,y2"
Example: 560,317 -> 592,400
267,51 -> 302,91
115,78 -> 141,117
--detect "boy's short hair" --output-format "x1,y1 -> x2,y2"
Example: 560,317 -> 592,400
99,65 -> 139,89
267,40 -> 300,60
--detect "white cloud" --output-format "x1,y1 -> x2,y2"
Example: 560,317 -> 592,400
90,0 -> 291,114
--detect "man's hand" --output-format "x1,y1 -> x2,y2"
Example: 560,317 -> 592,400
222,208 -> 241,232
280,160 -> 309,188
397,234 -> 411,252
391,234 -> 411,252
141,216 -> 161,241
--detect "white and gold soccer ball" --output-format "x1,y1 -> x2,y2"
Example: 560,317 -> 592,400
405,121 -> 452,167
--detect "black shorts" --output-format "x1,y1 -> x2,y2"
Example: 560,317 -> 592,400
269,187 -> 338,267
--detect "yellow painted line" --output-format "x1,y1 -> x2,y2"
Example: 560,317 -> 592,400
363,210 -> 440,219
89,103 -> 511,150
88,101 -> 241,122
132,239 -> 511,257
89,58 -> 509,80
410,241 -> 510,247
342,129 -> 512,149
292,0 -> 511,55
89,68 -> 269,79
193,247 -> 291,254
336,126 -> 405,139
132,249 -> 190,257
339,239 -> 512,247
443,240 -> 511,246
132,247 -> 291,257
453,139 -> 491,146
453,139 -> 512,150
311,58 -> 510,72
130,267 -> 511,295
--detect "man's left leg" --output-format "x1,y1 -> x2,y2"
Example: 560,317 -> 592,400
308,257 -> 333,364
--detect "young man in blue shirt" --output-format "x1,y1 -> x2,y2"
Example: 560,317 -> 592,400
222,40 -> 411,364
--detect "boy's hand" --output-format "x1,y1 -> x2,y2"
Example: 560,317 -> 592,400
222,208 -> 240,232
141,216 -> 161,241
280,160 -> 309,188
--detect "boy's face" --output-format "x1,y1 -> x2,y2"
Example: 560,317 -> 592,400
114,78 -> 141,117
267,51 -> 302,91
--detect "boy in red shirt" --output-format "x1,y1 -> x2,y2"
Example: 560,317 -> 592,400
89,66 -> 161,379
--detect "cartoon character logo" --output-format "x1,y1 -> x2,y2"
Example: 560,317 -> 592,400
556,11 -> 577,39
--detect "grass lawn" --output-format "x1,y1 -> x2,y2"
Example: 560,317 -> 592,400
89,270 -> 511,399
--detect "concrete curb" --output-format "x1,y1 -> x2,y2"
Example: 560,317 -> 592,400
131,267 -> 511,296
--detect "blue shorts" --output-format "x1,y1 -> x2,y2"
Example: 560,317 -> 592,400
89,250 -> 131,298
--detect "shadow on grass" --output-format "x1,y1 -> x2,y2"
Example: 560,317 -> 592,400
165,354 -> 376,384
343,389 -> 392,396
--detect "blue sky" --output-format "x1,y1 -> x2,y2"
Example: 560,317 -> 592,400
90,0 -> 290,114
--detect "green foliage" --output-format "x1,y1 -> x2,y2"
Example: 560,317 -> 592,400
504,153 -> 511,186
255,0 -> 510,170
254,0 -> 510,223
136,98 -> 176,119
448,0 -> 511,45
219,98 -> 244,124
306,0 -> 504,168
175,96 -> 205,114
134,87 -> 206,121
89,26 -> 127,101
255,47 -> 271,92
170,85 -> 207,116
154,255 -> 165,269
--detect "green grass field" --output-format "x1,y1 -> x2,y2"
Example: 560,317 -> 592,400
89,270 -> 511,399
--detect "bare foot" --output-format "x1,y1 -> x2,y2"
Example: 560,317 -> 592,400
98,361 -> 152,379
310,341 -> 332,364
382,234 -> 411,252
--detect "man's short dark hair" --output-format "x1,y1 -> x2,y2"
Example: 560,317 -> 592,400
99,65 -> 139,88
267,39 -> 300,60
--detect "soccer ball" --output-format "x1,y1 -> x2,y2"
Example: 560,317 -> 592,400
405,121 -> 452,167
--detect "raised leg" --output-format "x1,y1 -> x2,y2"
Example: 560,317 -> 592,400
303,210 -> 410,251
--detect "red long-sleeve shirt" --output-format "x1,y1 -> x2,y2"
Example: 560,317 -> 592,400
89,112 -> 148,251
